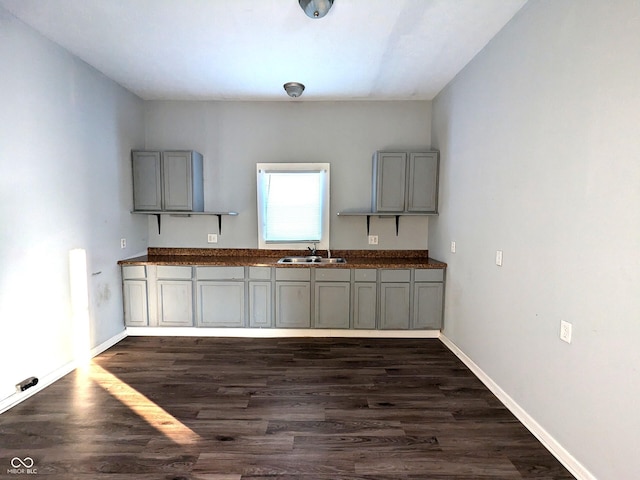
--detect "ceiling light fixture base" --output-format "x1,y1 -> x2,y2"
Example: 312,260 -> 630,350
299,0 -> 334,19
283,82 -> 305,98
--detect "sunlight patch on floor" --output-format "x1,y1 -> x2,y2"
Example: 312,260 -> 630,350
88,364 -> 200,445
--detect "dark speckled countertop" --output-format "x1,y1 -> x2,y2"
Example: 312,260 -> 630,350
118,248 -> 446,269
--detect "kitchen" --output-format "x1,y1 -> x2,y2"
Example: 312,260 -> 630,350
0,1 -> 639,479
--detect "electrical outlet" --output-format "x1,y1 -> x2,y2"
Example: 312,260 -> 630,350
450,241 -> 456,253
368,235 -> 378,245
495,250 -> 503,266
120,238 -> 126,249
560,320 -> 572,343
207,233 -> 218,244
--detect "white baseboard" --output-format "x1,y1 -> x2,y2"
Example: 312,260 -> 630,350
125,327 -> 440,338
0,329 -> 128,415
91,329 -> 127,356
439,334 -> 596,480
0,360 -> 75,415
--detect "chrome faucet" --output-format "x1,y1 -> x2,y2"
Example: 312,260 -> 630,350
308,243 -> 317,256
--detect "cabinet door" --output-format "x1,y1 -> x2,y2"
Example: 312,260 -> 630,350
275,282 -> 311,328
315,282 -> 350,329
132,151 -> 162,211
157,280 -> 193,326
353,282 -> 376,329
123,280 -> 148,326
407,152 -> 439,213
197,281 -> 245,327
379,283 -> 410,329
249,281 -> 272,328
162,151 -> 194,211
374,152 -> 407,212
413,283 -> 443,329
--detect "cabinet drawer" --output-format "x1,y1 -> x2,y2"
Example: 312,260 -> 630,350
157,266 -> 192,279
196,266 -> 245,280
122,265 -> 146,280
249,267 -> 272,280
315,269 -> 350,282
414,269 -> 444,282
380,269 -> 411,282
354,269 -> 376,282
276,268 -> 311,281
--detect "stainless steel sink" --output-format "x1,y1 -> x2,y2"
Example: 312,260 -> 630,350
277,256 -> 347,264
321,257 -> 347,264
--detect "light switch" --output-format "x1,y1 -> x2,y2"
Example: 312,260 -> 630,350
495,250 -> 503,266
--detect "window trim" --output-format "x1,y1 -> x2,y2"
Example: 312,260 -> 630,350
256,163 -> 330,250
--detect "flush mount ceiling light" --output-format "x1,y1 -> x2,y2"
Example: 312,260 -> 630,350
299,0 -> 334,19
283,82 -> 305,98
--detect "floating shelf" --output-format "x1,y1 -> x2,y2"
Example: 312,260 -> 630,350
132,211 -> 238,234
337,211 -> 437,236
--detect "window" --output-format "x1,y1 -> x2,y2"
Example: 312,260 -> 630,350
256,163 -> 330,250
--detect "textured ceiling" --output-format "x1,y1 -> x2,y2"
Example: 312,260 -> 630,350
0,0 -> 527,101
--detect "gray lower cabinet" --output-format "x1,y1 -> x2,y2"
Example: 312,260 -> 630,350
122,266 -> 148,326
157,266 -> 193,326
352,269 -> 377,329
412,269 -> 444,329
121,264 -> 444,330
379,269 -> 411,329
248,267 -> 272,328
123,280 -> 148,326
157,281 -> 193,326
196,267 -> 245,327
249,282 -> 272,327
275,269 -> 311,328
314,269 -> 351,329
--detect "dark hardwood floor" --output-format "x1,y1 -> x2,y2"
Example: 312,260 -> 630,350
0,337 -> 575,479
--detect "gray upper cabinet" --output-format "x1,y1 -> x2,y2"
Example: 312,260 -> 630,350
132,151 -> 162,210
162,151 -> 204,211
372,151 -> 439,214
407,152 -> 438,212
132,150 -> 204,212
373,152 -> 407,212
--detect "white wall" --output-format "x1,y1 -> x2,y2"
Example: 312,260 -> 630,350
430,1 -> 640,478
143,100 -> 432,250
0,9 -> 146,402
